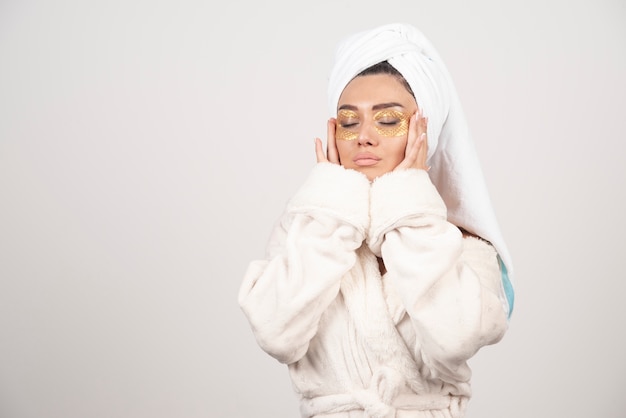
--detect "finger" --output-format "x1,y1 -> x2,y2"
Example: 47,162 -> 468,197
420,117 -> 430,170
415,111 -> 425,140
314,137 -> 327,163
406,113 -> 421,160
395,113 -> 420,171
410,110 -> 424,146
412,110 -> 429,170
416,111 -> 427,138
326,118 -> 340,164
416,132 -> 429,170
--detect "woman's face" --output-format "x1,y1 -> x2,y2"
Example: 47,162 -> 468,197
335,73 -> 417,181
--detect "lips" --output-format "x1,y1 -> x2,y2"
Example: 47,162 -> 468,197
353,153 -> 381,167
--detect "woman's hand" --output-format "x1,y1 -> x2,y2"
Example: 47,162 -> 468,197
394,109 -> 430,172
315,118 -> 340,164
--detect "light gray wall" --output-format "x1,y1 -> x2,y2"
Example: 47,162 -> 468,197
1,0 -> 625,417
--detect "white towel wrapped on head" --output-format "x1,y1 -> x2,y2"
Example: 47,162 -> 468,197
327,23 -> 514,311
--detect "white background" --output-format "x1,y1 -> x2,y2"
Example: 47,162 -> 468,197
1,1 -> 625,417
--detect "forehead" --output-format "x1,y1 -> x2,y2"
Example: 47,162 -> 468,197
338,74 -> 416,109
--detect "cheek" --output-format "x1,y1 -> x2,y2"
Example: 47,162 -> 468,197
336,141 -> 352,165
390,138 -> 408,162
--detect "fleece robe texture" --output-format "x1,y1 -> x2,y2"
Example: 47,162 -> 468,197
239,163 -> 509,418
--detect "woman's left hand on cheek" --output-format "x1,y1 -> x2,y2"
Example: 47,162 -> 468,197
394,109 -> 430,172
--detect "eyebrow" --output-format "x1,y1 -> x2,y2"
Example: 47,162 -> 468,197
338,102 -> 405,111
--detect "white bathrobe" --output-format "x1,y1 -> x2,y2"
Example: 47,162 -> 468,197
239,163 -> 509,418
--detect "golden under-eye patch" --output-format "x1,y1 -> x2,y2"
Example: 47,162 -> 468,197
335,109 -> 360,141
373,109 -> 410,137
335,109 -> 410,141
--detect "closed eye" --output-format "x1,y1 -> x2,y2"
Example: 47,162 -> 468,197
374,109 -> 408,125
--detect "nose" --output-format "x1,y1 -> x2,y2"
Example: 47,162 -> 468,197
356,121 -> 379,146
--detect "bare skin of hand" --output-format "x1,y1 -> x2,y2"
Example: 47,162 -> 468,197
315,118 -> 340,164
394,109 -> 430,172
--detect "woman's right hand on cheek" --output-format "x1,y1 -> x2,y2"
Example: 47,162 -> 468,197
315,118 -> 340,164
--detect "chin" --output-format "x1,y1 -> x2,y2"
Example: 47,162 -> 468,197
344,164 -> 392,181
362,168 -> 388,181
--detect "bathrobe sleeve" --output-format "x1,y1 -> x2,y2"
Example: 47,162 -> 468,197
238,163 -> 370,365
367,168 -> 508,382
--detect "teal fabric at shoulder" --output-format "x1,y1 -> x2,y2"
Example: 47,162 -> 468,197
498,256 -> 515,319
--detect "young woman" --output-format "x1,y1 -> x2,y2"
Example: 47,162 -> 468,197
239,23 -> 515,418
